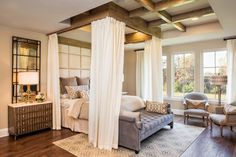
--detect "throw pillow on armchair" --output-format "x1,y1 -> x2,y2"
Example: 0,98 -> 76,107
185,98 -> 206,110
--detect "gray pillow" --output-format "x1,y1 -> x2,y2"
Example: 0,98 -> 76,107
60,77 -> 77,94
76,77 -> 90,85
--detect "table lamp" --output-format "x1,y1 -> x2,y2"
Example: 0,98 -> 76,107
210,74 -> 227,105
18,71 -> 39,103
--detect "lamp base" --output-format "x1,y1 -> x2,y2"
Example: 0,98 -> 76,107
25,85 -> 34,103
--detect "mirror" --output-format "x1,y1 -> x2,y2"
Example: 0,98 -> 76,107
12,36 -> 41,103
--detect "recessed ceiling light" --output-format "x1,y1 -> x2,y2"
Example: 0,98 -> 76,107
192,17 -> 199,21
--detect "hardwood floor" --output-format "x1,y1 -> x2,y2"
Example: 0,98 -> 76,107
0,115 -> 235,157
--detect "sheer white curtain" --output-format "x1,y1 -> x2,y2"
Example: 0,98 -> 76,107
89,17 -> 125,150
143,37 -> 163,102
227,39 -> 236,103
47,34 -> 61,130
136,50 -> 144,98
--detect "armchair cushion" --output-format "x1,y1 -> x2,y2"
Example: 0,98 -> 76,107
210,114 -> 226,125
184,109 -> 209,116
185,98 -> 206,110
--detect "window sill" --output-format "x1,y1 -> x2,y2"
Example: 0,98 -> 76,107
164,97 -> 226,104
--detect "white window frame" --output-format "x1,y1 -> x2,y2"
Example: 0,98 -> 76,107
171,51 -> 195,99
162,55 -> 168,98
201,48 -> 227,101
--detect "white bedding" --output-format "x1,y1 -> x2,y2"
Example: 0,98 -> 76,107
61,98 -> 88,134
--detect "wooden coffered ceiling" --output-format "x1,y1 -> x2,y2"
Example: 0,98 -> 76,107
50,0 -> 216,43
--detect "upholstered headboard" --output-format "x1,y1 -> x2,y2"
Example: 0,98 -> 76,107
58,43 -> 91,78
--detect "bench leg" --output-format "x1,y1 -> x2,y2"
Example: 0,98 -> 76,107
135,150 -> 140,154
169,121 -> 174,129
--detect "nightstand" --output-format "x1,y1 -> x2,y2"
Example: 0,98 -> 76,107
8,101 -> 52,140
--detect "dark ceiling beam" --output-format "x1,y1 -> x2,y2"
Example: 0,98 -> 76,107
48,2 -> 161,37
130,0 -> 196,17
125,32 -> 152,44
148,7 -> 214,27
135,0 -> 186,32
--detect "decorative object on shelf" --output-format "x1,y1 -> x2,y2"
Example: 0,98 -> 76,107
210,74 -> 227,105
36,92 -> 45,103
12,36 -> 41,103
18,71 -> 39,103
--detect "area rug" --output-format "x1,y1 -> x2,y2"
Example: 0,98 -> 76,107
53,123 -> 205,157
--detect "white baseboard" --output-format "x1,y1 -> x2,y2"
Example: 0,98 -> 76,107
172,109 -> 184,115
0,128 -> 9,138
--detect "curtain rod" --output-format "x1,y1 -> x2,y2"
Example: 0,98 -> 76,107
223,36 -> 236,41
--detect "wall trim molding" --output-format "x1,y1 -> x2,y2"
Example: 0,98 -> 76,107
0,128 -> 9,138
172,109 -> 184,115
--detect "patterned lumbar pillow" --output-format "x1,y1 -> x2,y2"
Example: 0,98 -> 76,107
146,101 -> 169,114
185,99 -> 206,110
65,86 -> 81,99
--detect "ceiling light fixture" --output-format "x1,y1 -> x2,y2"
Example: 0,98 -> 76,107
192,17 -> 199,21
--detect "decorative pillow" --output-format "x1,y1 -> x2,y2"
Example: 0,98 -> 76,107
60,77 -> 77,94
146,101 -> 169,114
76,77 -> 90,85
65,86 -> 81,99
79,90 -> 90,100
185,99 -> 206,110
78,85 -> 89,91
121,95 -> 146,112
224,103 -> 236,114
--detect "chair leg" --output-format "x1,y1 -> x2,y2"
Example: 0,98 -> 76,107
210,119 -> 212,130
184,114 -> 186,124
206,116 -> 209,127
230,126 -> 233,131
220,126 -> 224,137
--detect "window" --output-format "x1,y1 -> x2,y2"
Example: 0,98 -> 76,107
203,50 -> 227,100
162,56 -> 167,96
173,53 -> 194,97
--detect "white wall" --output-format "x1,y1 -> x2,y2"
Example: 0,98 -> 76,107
0,25 -> 48,130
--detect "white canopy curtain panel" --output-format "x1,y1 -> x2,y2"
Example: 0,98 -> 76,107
226,39 -> 236,103
89,17 -> 125,150
47,34 -> 61,130
143,37 -> 163,102
136,50 -> 145,98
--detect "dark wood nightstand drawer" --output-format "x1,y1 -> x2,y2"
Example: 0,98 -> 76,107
8,101 -> 52,139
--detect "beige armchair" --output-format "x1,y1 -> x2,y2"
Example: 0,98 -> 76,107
209,102 -> 236,137
183,92 -> 209,126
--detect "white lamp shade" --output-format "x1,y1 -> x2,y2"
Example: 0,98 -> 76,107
18,72 -> 39,85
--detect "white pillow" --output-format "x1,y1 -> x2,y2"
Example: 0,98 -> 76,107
121,95 -> 146,112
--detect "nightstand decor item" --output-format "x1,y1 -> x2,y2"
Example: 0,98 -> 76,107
18,71 -> 39,103
210,74 -> 227,105
12,36 -> 41,103
8,101 -> 52,140
35,92 -> 45,103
